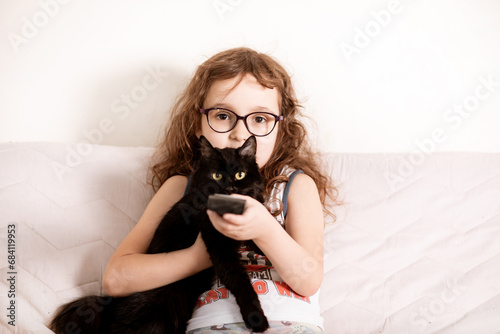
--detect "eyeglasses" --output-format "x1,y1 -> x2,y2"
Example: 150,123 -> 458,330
200,108 -> 284,137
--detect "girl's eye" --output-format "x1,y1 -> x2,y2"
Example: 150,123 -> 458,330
252,114 -> 267,124
235,171 -> 246,180
214,110 -> 232,121
212,172 -> 223,181
216,114 -> 229,121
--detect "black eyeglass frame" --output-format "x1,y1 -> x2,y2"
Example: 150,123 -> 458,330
199,108 -> 284,137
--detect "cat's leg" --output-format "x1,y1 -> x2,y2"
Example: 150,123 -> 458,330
202,233 -> 269,332
147,203 -> 199,254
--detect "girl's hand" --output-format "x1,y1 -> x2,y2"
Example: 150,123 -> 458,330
207,194 -> 275,241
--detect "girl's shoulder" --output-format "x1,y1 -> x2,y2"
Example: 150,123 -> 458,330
286,172 -> 322,222
287,172 -> 318,199
151,175 -> 189,207
159,174 -> 189,191
267,167 -> 316,224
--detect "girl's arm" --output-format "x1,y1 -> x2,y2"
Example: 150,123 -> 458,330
102,175 -> 212,297
257,173 -> 324,296
208,173 -> 324,297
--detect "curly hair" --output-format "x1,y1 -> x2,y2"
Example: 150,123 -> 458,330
149,47 -> 337,220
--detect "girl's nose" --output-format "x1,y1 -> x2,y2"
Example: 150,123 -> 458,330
229,119 -> 251,142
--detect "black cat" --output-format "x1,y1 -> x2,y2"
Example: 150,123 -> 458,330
49,136 -> 270,333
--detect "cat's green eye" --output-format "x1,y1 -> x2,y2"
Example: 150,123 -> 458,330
212,172 -> 223,181
235,171 -> 246,180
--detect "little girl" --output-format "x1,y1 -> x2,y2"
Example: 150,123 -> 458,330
103,47 -> 336,333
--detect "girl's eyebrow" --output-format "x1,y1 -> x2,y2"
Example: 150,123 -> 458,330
206,102 -> 234,110
250,106 -> 277,114
207,103 -> 278,115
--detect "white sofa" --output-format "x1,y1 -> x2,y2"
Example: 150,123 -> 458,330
1,142 -> 500,333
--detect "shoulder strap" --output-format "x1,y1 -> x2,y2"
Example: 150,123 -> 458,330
283,170 -> 304,218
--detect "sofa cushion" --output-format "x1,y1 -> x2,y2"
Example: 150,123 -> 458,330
1,143 -> 499,333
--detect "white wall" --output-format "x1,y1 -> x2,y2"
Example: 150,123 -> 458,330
1,0 -> 499,153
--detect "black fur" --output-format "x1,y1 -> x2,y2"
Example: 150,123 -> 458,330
49,136 -> 269,333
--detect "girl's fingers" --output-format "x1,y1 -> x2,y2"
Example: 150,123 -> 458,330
221,213 -> 241,224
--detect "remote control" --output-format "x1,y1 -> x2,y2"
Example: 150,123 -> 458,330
207,194 -> 246,215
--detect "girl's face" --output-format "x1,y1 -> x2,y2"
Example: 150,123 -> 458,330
199,74 -> 280,168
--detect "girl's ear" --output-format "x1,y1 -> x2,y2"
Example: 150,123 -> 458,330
239,136 -> 257,158
199,136 -> 215,158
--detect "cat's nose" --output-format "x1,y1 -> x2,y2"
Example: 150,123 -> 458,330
225,186 -> 238,194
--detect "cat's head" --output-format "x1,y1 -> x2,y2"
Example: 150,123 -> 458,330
193,136 -> 264,199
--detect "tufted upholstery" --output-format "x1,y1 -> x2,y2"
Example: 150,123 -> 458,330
1,143 -> 499,333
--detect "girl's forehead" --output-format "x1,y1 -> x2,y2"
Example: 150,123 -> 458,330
204,74 -> 280,112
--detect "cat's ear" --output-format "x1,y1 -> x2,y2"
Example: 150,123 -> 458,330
239,136 -> 257,158
199,136 -> 215,158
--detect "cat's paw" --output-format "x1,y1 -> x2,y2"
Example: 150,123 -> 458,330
242,302 -> 269,333
250,317 -> 269,333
